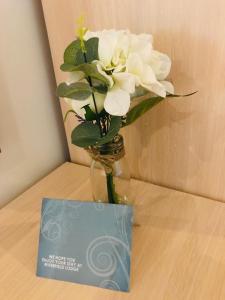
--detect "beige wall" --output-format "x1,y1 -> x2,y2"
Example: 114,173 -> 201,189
0,0 -> 68,207
42,0 -> 225,202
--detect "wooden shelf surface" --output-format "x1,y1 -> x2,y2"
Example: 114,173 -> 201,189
1,162 -> 225,300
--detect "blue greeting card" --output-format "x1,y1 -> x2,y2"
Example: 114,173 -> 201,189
36,198 -> 133,292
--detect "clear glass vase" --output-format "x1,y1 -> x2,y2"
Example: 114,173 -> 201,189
88,135 -> 132,205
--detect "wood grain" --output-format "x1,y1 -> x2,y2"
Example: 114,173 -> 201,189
41,0 -> 225,202
1,162 -> 225,299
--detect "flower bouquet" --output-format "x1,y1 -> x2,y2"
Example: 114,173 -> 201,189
57,26 -> 194,205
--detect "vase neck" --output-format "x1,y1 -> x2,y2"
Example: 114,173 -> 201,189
89,134 -> 124,156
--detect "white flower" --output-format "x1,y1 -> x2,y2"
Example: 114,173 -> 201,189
104,72 -> 136,116
129,33 -> 153,63
84,30 -> 130,70
83,30 -> 173,116
149,50 -> 171,80
126,52 -> 173,98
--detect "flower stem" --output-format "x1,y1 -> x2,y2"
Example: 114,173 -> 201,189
83,52 -> 103,137
106,171 -> 118,204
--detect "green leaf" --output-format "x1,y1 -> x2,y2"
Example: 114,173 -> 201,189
63,37 -> 99,66
82,105 -> 96,121
64,40 -> 84,66
60,63 -> 78,71
93,84 -> 108,94
85,38 -> 99,62
91,78 -> 108,94
124,91 -> 197,126
56,82 -> 92,100
98,116 -> 122,145
79,64 -> 111,85
71,122 -> 100,147
167,91 -> 197,98
82,105 -> 108,121
124,96 -> 163,126
71,116 -> 121,148
60,63 -> 110,86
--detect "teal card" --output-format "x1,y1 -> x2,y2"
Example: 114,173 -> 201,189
36,198 -> 133,292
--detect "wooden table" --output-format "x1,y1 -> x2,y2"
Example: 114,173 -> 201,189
1,162 -> 225,300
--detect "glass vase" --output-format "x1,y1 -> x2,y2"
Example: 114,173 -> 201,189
87,135 -> 132,205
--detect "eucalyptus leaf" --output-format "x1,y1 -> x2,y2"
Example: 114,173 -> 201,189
64,40 -> 84,66
60,63 -> 78,71
63,37 -> 99,66
91,77 -> 108,94
60,63 -> 110,86
56,82 -> 92,100
71,122 -> 101,147
71,116 -> 121,148
79,64 -> 111,85
93,84 -> 108,94
85,38 -> 99,62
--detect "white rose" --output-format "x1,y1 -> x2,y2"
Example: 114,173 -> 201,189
82,30 -> 174,116
84,29 -> 130,70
